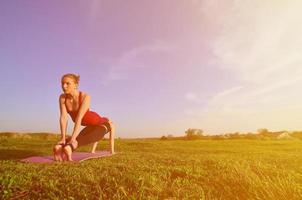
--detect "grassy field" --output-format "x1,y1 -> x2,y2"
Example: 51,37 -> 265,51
1,134 -> 302,199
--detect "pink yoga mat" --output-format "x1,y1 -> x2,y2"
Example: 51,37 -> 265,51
20,151 -> 114,163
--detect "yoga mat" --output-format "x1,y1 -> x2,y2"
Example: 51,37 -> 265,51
20,151 -> 114,163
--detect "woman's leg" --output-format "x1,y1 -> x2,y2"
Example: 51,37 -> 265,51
62,137 -> 77,161
91,142 -> 98,153
63,125 -> 108,161
108,121 -> 115,154
53,144 -> 64,161
63,145 -> 73,161
76,125 -> 108,147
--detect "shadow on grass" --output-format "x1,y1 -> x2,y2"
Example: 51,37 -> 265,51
0,149 -> 43,160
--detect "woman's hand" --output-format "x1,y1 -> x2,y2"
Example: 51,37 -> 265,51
57,138 -> 66,145
68,138 -> 78,149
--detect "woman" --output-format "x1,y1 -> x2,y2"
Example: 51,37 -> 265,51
53,73 -> 115,161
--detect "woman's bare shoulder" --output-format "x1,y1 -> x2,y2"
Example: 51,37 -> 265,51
59,93 -> 67,102
80,92 -> 90,106
81,91 -> 90,100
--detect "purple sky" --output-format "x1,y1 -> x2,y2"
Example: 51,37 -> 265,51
1,1 -> 301,138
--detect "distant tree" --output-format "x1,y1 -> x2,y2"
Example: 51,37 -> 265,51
160,135 -> 167,140
185,128 -> 203,140
167,134 -> 174,138
229,132 -> 241,139
257,128 -> 269,135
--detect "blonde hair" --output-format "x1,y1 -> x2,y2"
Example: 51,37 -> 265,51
61,73 -> 80,85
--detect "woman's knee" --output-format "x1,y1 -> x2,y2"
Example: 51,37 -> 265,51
102,122 -> 111,133
53,144 -> 62,152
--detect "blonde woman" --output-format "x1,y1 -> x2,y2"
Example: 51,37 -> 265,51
53,73 -> 115,161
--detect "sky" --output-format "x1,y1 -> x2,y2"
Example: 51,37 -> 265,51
1,0 -> 302,138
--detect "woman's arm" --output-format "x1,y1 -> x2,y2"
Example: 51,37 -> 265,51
109,121 -> 115,154
70,95 -> 90,141
59,95 -> 68,142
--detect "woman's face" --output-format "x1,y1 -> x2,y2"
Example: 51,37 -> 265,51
61,77 -> 77,94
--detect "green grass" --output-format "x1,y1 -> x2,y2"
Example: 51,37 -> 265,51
1,135 -> 302,199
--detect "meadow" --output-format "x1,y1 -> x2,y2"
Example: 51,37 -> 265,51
1,133 -> 302,199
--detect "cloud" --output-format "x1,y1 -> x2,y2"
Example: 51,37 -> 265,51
185,92 -> 203,104
189,0 -> 302,133
213,0 -> 302,83
101,40 -> 174,85
212,86 -> 244,100
213,0 -> 302,98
